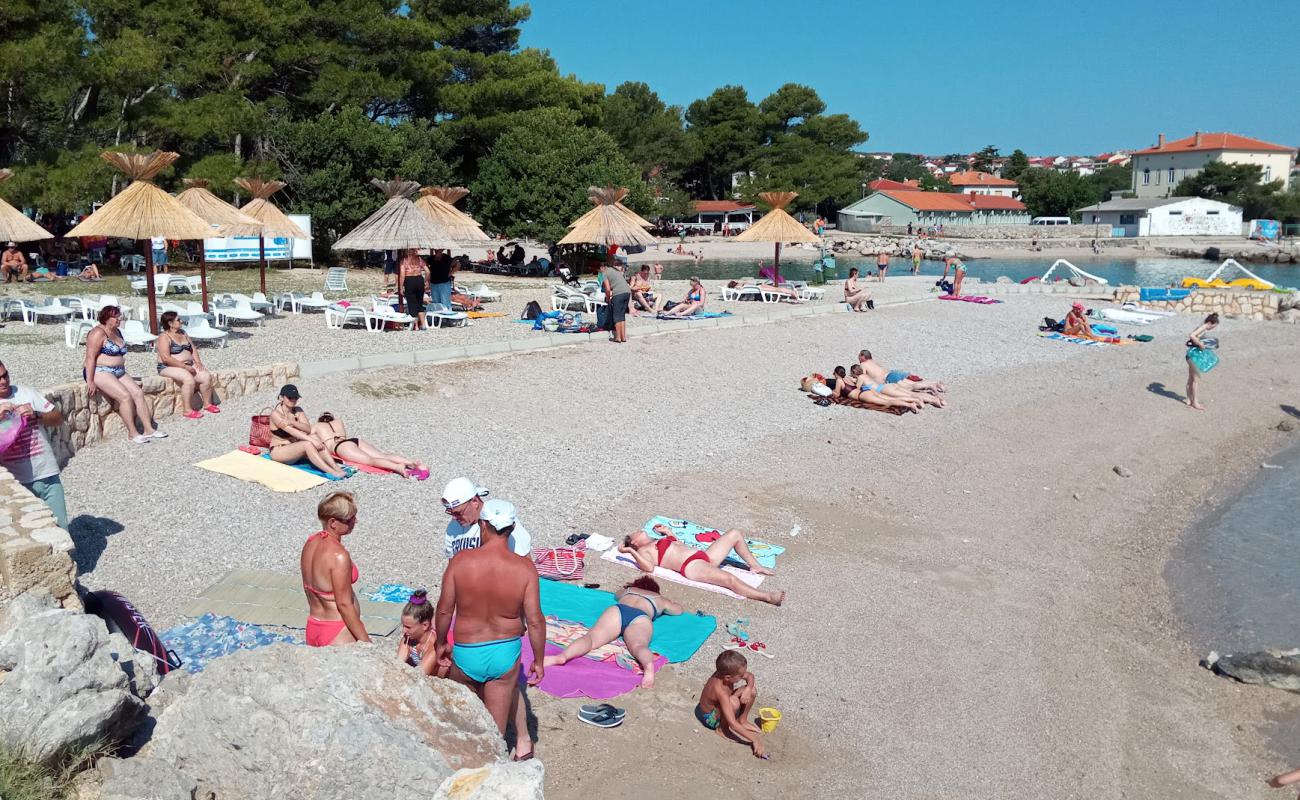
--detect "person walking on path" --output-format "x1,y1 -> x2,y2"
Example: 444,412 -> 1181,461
435,499 -> 546,758
600,262 -> 631,343
428,249 -> 455,312
0,361 -> 68,528
1185,313 -> 1220,411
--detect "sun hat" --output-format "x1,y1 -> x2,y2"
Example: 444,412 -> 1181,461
480,498 -> 516,530
1071,302 -> 1084,310
442,477 -> 488,508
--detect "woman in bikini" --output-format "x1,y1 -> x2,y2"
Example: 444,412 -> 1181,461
618,524 -> 786,606
83,305 -> 164,444
543,576 -> 682,688
843,267 -> 871,312
267,384 -> 347,479
660,276 -> 707,317
838,364 -> 924,411
399,248 -> 429,329
397,589 -> 441,676
300,491 -> 370,647
1185,313 -> 1220,411
310,411 -> 429,479
155,311 -> 218,419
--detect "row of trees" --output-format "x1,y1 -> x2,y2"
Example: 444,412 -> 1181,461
0,0 -> 874,246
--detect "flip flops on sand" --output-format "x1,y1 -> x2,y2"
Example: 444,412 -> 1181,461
578,704 -> 626,728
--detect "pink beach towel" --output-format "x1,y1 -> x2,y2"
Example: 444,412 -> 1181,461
938,295 -> 1002,304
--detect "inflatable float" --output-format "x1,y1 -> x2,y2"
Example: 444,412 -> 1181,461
84,589 -> 182,675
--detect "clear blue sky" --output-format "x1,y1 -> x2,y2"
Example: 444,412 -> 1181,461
520,0 -> 1299,156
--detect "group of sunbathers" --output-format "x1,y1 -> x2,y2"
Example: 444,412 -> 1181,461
822,350 -> 947,411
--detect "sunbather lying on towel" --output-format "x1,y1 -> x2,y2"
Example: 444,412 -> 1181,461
857,350 -> 946,394
311,412 -> 429,479
543,576 -> 682,688
727,280 -> 802,302
268,384 -> 349,479
619,526 -> 786,606
838,364 -> 928,411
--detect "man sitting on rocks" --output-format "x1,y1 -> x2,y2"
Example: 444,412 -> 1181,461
0,360 -> 68,528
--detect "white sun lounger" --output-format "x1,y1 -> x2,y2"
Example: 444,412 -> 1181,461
213,298 -> 265,327
427,303 -> 469,328
463,284 -> 501,302
120,319 -> 157,349
1040,259 -> 1108,285
1098,308 -> 1159,325
186,316 -> 229,348
366,301 -> 415,332
324,303 -> 367,330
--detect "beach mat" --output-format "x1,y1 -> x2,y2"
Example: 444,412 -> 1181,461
538,579 -> 714,663
242,445 -> 392,476
655,311 -> 733,321
522,640 -> 664,700
180,569 -> 402,636
160,613 -> 299,674
601,548 -> 763,602
644,516 -> 784,570
259,451 -> 355,480
195,450 -> 328,492
812,393 -> 909,415
938,295 -> 1002,304
1099,308 -> 1158,325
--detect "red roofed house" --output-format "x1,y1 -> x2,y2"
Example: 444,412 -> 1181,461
837,189 -> 1029,232
868,178 -> 921,191
682,200 -> 756,233
1131,131 -> 1296,198
948,170 -> 1019,198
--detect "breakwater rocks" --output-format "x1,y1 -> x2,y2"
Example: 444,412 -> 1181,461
1203,649 -> 1300,693
1160,245 -> 1300,264
830,236 -> 965,261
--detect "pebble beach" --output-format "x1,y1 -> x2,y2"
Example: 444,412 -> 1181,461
10,255 -> 1297,798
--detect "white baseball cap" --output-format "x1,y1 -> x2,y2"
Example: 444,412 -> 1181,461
480,498 -> 517,530
441,477 -> 488,509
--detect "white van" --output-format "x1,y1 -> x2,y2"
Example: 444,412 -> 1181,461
1030,217 -> 1071,226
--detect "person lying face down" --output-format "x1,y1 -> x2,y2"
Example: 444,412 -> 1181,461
619,525 -> 785,606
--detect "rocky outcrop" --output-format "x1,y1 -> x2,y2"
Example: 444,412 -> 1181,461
0,464 -> 78,609
1204,649 -> 1300,692
0,589 -> 149,763
117,643 -> 543,800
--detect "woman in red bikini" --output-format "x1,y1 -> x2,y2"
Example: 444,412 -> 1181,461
300,492 -> 370,647
618,524 -> 786,606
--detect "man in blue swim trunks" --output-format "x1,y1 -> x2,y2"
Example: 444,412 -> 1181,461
857,349 -> 947,407
435,499 -> 545,757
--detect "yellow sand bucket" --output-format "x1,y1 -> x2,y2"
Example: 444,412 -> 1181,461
758,707 -> 782,733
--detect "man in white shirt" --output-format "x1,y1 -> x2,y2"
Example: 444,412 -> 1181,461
440,476 -> 537,761
442,477 -> 532,560
0,361 -> 67,528
150,236 -> 169,273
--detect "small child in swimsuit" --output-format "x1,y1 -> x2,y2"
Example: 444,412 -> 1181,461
397,589 -> 442,677
695,650 -> 766,759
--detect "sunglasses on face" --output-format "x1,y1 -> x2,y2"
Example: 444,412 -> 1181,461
0,372 -> 9,381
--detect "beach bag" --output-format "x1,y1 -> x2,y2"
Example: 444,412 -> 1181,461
522,300 -> 543,320
248,407 -> 272,448
533,542 -> 585,581
596,302 -> 611,331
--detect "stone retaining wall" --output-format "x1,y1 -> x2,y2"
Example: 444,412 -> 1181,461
881,224 -> 1112,240
0,465 -> 78,608
1113,286 -> 1282,320
42,362 -> 299,464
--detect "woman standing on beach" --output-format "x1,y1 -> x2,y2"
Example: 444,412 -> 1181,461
301,491 -> 370,647
399,248 -> 429,330
1185,313 -> 1219,411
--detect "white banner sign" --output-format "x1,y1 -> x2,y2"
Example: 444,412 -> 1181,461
203,214 -> 312,262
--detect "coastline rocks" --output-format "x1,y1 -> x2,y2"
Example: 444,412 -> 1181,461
0,589 -> 148,763
123,643 -> 527,800
1204,649 -> 1300,692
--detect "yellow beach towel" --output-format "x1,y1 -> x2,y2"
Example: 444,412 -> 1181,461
195,450 -> 329,492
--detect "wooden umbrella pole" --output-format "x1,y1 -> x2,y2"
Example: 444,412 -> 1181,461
258,235 -> 267,295
144,245 -> 159,335
774,242 -> 782,286
199,240 -> 210,313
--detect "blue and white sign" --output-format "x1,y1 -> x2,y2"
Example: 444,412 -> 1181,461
203,214 -> 312,262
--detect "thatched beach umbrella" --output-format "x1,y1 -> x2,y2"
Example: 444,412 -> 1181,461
66,152 -> 212,334
557,187 -> 657,248
567,200 -> 654,231
733,191 -> 820,286
176,179 -> 263,312
0,169 -> 53,244
414,187 -> 490,244
333,179 -> 459,311
234,178 -> 309,296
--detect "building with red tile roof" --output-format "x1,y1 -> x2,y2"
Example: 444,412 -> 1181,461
837,189 -> 1028,232
948,170 -> 1018,197
1130,131 -> 1296,198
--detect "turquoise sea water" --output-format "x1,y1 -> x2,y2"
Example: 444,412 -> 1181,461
660,256 -> 1300,288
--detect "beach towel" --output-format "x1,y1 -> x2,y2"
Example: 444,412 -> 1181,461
1037,331 -> 1112,347
1099,308 -> 1158,326
644,516 -> 784,570
180,569 -> 402,636
815,393 -> 908,415
194,450 -> 328,492
1187,347 -> 1219,374
522,641 -> 664,699
655,311 -> 733,321
258,451 -> 353,481
364,583 -> 420,603
466,311 -> 506,319
601,548 -> 764,602
538,579 -> 715,664
160,613 -> 298,674
938,295 -> 1002,304
241,445 -> 394,476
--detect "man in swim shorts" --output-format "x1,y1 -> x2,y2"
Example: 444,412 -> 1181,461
858,349 -> 946,398
435,499 -> 545,757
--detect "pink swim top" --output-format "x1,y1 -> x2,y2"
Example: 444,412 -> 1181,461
303,531 -> 359,598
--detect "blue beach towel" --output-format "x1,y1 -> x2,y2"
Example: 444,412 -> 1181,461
539,580 -> 714,663
644,516 -> 785,570
365,583 -> 421,603
656,311 -> 733,321
161,613 -> 298,674
1037,331 -> 1110,347
260,452 -> 349,480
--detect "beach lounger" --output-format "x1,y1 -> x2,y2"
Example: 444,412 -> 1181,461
365,301 -> 416,332
64,319 -> 96,348
213,298 -> 265,327
427,303 -> 469,328
325,267 -> 348,292
120,319 -> 157,349
186,316 -> 228,348
462,283 -> 501,302
21,297 -> 78,325
720,284 -> 763,302
324,303 -> 367,330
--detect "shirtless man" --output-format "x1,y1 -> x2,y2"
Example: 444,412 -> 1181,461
435,499 -> 545,757
629,264 -> 659,314
619,524 -> 785,606
2,243 -> 28,283
858,349 -> 946,395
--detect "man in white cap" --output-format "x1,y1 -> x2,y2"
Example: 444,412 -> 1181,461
2,243 -> 28,283
442,477 -> 532,560
436,498 -> 544,761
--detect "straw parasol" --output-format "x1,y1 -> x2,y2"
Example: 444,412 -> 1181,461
567,200 -> 653,231
557,187 -> 657,248
176,178 -> 263,312
0,169 -> 53,244
733,191 -> 820,285
414,187 -> 490,243
66,151 -> 212,333
235,178 -> 309,296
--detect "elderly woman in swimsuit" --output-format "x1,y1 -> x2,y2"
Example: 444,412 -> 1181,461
544,576 -> 682,688
310,411 -> 429,479
300,491 -> 370,647
268,384 -> 347,479
619,524 -> 785,606
660,276 -> 707,317
155,311 -> 218,419
83,305 -> 163,444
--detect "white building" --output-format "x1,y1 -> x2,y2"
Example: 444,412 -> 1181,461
1130,132 -> 1295,198
948,171 -> 1019,197
1074,196 -> 1242,237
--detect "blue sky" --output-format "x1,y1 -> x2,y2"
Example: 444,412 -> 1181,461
520,0 -> 1299,156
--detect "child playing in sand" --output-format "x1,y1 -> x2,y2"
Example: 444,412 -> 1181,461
396,590 -> 441,677
695,650 -> 766,759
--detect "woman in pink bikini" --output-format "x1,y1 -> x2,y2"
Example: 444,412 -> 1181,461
618,524 -> 786,606
300,492 -> 370,647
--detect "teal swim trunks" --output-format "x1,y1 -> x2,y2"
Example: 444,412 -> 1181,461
452,637 -> 522,683
695,703 -> 720,730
